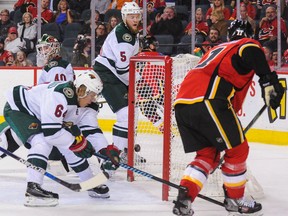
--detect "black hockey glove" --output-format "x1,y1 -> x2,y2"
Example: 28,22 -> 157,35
259,71 -> 284,110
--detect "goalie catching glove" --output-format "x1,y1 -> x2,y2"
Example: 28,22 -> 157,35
99,144 -> 120,170
69,135 -> 95,158
259,71 -> 284,110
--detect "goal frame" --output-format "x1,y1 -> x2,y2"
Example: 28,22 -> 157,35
128,55 -> 173,201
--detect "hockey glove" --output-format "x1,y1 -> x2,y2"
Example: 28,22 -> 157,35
69,135 -> 95,158
99,144 -> 120,170
259,71 -> 284,110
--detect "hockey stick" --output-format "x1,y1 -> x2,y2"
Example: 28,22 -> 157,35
0,146 -> 107,192
94,152 -> 224,207
211,104 -> 267,174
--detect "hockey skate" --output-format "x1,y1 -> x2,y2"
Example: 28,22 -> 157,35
24,182 -> 59,207
88,184 -> 110,198
224,197 -> 263,216
172,186 -> 194,216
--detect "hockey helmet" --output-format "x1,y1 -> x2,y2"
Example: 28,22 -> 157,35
227,20 -> 253,41
141,35 -> 159,51
74,70 -> 103,98
36,34 -> 60,60
121,2 -> 141,25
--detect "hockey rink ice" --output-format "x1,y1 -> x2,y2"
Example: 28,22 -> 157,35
0,135 -> 287,216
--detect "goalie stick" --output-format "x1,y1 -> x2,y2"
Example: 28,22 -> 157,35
94,152 -> 225,207
211,104 -> 267,174
0,146 -> 107,192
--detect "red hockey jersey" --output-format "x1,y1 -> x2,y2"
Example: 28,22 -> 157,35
175,38 -> 264,112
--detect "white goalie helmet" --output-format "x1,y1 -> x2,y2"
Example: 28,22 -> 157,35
36,34 -> 60,61
121,2 -> 141,25
74,70 -> 103,98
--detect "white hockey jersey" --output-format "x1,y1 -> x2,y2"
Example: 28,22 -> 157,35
38,57 -> 74,84
5,82 -> 99,149
94,22 -> 139,85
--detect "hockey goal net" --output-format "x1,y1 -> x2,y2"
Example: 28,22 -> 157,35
127,54 -> 264,201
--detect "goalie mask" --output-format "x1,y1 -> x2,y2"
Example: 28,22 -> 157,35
227,20 -> 253,41
141,35 -> 159,51
74,70 -> 103,100
36,34 -> 60,61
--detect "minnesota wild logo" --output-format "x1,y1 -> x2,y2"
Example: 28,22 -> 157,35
28,122 -> 39,130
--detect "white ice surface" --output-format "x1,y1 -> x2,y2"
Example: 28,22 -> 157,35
0,140 -> 287,216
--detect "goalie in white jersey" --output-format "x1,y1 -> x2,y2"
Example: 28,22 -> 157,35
36,34 -> 74,83
2,71 -> 113,207
93,2 -> 142,168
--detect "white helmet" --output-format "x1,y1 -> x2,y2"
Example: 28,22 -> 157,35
121,2 -> 141,25
74,70 -> 103,98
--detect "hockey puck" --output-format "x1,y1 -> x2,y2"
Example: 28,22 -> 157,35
134,144 -> 141,152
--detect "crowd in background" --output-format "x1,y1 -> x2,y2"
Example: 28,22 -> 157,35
0,0 -> 288,69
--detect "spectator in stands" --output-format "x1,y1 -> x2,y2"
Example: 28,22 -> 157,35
146,1 -> 157,22
49,0 -> 61,11
17,12 -> 37,54
79,10 -> 101,35
206,0 -> 231,21
0,9 -> 16,39
283,49 -> 288,66
226,0 -> 236,8
184,7 -> 209,43
139,0 -> 166,13
27,0 -> 54,24
263,45 -> 274,67
210,10 -> 229,39
0,36 -> 14,66
54,0 -> 74,27
106,15 -> 120,33
231,4 -> 256,33
94,22 -> 108,56
108,0 -> 134,10
256,0 -> 276,12
202,26 -> 222,53
4,26 -> 29,55
71,35 -> 91,67
69,0 -> 91,16
95,0 -> 110,21
272,50 -> 284,65
258,5 -> 287,50
14,0 -> 37,12
150,6 -> 183,43
12,50 -> 33,66
230,0 -> 257,20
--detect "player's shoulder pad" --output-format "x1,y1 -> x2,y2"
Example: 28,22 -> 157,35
52,81 -> 78,105
115,22 -> 137,45
238,38 -> 261,57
